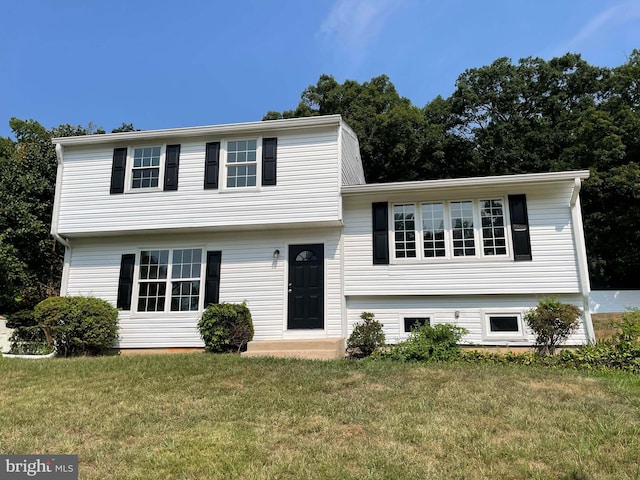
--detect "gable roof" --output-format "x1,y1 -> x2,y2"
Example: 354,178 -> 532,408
52,115 -> 344,146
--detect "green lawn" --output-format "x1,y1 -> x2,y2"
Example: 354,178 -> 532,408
1,354 -> 639,480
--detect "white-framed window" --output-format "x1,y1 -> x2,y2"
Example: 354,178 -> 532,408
404,316 -> 431,332
225,139 -> 258,188
479,199 -> 507,256
421,203 -> 446,258
393,204 -> 417,258
482,311 -> 526,340
170,249 -> 202,311
391,198 -> 510,261
136,248 -> 203,313
130,146 -> 164,190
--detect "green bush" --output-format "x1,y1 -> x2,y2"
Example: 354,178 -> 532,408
347,312 -> 385,358
5,309 -> 52,355
525,298 -> 581,356
612,308 -> 640,345
33,296 -> 119,356
376,323 -> 468,362
5,309 -> 37,329
197,302 -> 254,353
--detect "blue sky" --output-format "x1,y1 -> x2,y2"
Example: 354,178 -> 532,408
1,0 -> 639,138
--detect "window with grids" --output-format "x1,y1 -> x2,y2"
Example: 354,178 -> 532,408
138,250 -> 169,311
450,201 -> 476,257
391,199 -> 508,261
171,249 -> 202,311
480,199 -> 507,255
421,203 -> 446,257
393,204 -> 416,258
132,146 -> 161,189
226,140 -> 257,188
137,249 -> 202,312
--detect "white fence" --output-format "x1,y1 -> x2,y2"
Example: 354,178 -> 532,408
589,291 -> 640,313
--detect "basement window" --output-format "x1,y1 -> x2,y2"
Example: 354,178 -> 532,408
483,312 -> 526,340
404,317 -> 430,332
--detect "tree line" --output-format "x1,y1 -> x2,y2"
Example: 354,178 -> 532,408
1,52 -> 638,313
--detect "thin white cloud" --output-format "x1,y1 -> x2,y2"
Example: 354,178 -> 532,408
556,1 -> 640,56
318,0 -> 405,63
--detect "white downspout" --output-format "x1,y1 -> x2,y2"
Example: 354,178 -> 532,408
570,177 -> 595,344
51,144 -> 71,297
51,144 -> 70,248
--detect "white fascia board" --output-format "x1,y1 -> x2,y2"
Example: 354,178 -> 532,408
51,114 -> 343,146
342,170 -> 590,195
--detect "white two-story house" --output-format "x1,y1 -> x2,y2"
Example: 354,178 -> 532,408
51,115 -> 594,357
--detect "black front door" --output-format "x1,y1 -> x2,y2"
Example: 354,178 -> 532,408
288,244 -> 324,329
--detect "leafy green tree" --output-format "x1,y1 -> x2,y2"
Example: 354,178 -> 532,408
265,74 -> 426,182
0,119 -> 136,313
0,119 -> 65,311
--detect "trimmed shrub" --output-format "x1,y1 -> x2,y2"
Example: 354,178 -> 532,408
377,323 -> 468,362
525,298 -> 581,356
197,302 -> 254,353
5,309 -> 52,355
5,309 -> 37,329
347,312 -> 385,358
33,296 -> 119,356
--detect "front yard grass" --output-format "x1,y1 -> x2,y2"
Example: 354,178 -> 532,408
1,354 -> 639,479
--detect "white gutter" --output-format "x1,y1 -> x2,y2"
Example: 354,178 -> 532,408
51,114 -> 343,146
342,170 -> 591,195
50,144 -> 70,248
570,176 -> 595,344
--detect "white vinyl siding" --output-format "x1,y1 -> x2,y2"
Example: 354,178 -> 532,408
62,228 -> 343,348
346,295 -> 589,346
339,124 -> 366,186
56,128 -> 342,235
343,182 -> 582,295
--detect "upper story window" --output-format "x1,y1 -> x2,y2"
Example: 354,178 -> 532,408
111,144 -> 181,194
392,198 -> 509,261
226,140 -> 257,188
131,146 -> 162,189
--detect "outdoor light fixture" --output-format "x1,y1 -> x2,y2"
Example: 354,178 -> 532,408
273,249 -> 280,259
454,311 -> 460,319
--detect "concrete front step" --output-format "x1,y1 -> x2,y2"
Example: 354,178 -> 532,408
242,338 -> 345,360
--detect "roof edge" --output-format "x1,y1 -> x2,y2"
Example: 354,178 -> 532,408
52,114 -> 343,146
342,170 -> 590,195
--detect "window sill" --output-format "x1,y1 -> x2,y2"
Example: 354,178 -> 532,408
218,186 -> 261,194
124,187 -> 164,194
390,255 -> 513,266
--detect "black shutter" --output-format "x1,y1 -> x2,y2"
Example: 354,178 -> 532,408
508,195 -> 532,261
110,147 -> 127,194
117,254 -> 136,310
372,202 -> 389,265
262,137 -> 277,186
204,142 -> 220,189
164,144 -> 181,191
204,251 -> 222,306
